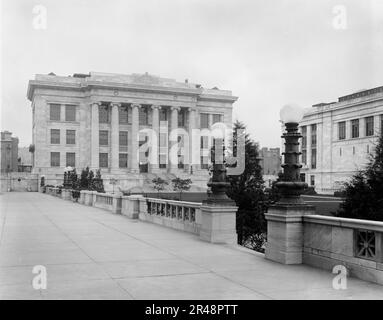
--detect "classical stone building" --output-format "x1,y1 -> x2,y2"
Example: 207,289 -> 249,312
27,72 -> 237,191
299,86 -> 383,194
1,131 -> 19,173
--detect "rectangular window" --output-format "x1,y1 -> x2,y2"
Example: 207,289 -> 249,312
65,105 -> 76,121
301,126 -> 307,148
200,113 -> 209,129
311,148 -> 317,169
66,152 -> 75,167
50,104 -> 61,121
212,114 -> 223,124
119,153 -> 128,168
351,119 -> 359,138
338,121 -> 346,140
119,106 -> 129,124
66,130 -> 75,144
301,150 -> 307,165
99,105 -> 109,123
365,116 -> 374,136
99,153 -> 108,168
119,131 -> 128,152
99,130 -> 109,146
159,154 -> 167,168
50,152 -> 60,167
50,129 -> 60,144
139,107 -> 149,125
311,124 -> 317,147
310,175 -> 315,186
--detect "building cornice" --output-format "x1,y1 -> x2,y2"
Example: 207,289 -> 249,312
27,79 -> 238,104
303,94 -> 383,118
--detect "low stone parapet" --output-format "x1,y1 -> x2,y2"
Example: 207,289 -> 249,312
303,215 -> 383,285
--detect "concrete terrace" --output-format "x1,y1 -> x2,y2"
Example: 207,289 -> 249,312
0,192 -> 382,300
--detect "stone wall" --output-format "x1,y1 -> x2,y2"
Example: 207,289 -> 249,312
0,173 -> 38,192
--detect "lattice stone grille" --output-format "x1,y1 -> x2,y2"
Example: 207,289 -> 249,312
355,230 -> 376,260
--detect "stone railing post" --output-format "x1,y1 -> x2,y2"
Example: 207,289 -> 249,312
138,197 -> 148,219
265,204 -> 315,264
112,193 -> 122,214
92,191 -> 97,206
79,190 -> 86,204
121,195 -> 143,219
62,189 -> 71,200
200,204 -> 238,244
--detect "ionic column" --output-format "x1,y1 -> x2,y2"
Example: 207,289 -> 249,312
131,104 -> 140,173
151,105 -> 161,172
90,102 -> 100,169
169,106 -> 180,172
110,102 -> 121,171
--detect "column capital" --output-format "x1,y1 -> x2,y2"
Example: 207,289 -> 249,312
132,103 -> 141,109
151,104 -> 161,110
187,107 -> 197,112
110,102 -> 121,108
91,102 -> 102,107
170,106 -> 181,111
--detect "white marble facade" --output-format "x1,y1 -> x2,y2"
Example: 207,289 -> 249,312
27,72 -> 237,191
299,86 -> 383,194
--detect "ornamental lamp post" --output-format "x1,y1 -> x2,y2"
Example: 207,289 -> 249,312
276,104 -> 308,204
264,104 -> 315,264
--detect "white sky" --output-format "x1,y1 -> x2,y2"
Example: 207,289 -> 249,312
1,0 -> 383,147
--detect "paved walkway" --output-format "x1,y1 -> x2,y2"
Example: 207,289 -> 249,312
1,192 -> 382,300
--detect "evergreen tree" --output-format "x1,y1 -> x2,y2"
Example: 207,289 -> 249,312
80,167 -> 90,189
87,170 -> 94,190
226,120 -> 268,252
93,169 -> 105,193
336,134 -> 383,221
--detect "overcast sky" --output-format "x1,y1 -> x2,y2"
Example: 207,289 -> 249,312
1,0 -> 383,147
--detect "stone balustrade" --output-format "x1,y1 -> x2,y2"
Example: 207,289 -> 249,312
139,197 -> 202,235
43,188 -> 237,243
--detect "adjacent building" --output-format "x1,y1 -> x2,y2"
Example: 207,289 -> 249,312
27,72 -> 237,191
0,131 -> 19,173
299,86 -> 383,194
259,147 -> 281,187
18,147 -> 32,172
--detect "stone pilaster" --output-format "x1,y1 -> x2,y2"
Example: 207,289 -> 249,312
90,102 -> 100,169
151,105 -> 161,172
130,104 -> 140,173
110,102 -> 121,171
169,106 -> 180,172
